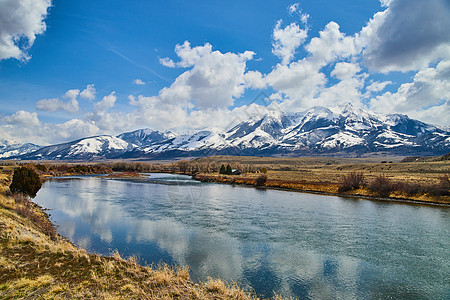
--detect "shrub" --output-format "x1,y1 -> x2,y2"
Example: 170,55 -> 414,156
392,181 -> 421,196
35,164 -> 47,172
255,174 -> 267,186
368,175 -> 393,197
260,167 -> 268,174
338,172 -> 365,193
429,175 -> 450,196
9,166 -> 42,198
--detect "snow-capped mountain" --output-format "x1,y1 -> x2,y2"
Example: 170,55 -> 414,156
10,104 -> 450,160
0,139 -> 41,159
18,136 -> 136,160
117,129 -> 176,147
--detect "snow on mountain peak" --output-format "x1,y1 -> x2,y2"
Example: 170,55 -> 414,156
6,105 -> 450,160
69,135 -> 134,156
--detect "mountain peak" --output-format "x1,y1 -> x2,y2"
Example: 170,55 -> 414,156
6,105 -> 450,160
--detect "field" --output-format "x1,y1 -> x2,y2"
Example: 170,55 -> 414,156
193,155 -> 449,185
191,155 -> 450,205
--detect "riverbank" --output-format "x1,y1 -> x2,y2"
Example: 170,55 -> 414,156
0,174 -> 260,299
192,173 -> 450,206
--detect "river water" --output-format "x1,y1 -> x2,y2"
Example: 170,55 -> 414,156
34,173 -> 449,299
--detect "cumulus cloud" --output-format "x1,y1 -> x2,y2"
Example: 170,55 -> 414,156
159,57 -> 176,68
3,1 -> 450,145
127,95 -> 189,129
159,41 -> 255,109
266,59 -> 326,105
244,71 -> 266,89
365,80 -> 392,94
306,22 -> 361,67
313,63 -> 368,108
94,92 -> 116,113
369,60 -> 450,124
35,89 -> 80,113
265,18 -> 368,112
3,110 -> 41,126
362,0 -> 450,72
0,110 -> 100,145
80,84 -> 96,100
272,20 -> 308,65
133,79 -> 145,85
0,0 -> 52,61
330,62 -> 361,81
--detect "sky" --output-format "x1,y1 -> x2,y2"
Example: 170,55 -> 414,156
0,0 -> 449,145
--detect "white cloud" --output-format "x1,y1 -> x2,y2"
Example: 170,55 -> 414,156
3,110 -> 40,126
272,20 -> 308,65
80,84 -> 96,100
266,19 -> 365,111
244,71 -> 266,89
133,79 -> 145,85
3,1 -> 450,145
369,60 -> 450,124
54,119 -> 99,141
362,0 -> 450,72
313,63 -> 368,108
306,22 -> 361,67
288,3 -> 309,24
35,89 -> 80,113
0,110 -> 100,145
0,0 -> 52,61
330,62 -> 361,81
379,0 -> 393,7
94,92 -> 116,113
288,3 -> 300,15
266,59 -> 326,105
127,95 -> 188,129
366,80 -> 392,94
159,57 -> 176,68
158,41 -> 255,109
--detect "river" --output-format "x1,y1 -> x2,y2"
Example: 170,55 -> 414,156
33,173 -> 450,299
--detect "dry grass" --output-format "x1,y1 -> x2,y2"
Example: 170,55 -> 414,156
194,156 -> 449,204
0,203 -> 261,299
0,166 -> 262,299
194,155 -> 449,185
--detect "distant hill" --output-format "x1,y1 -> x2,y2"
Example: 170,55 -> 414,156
6,104 -> 450,161
438,153 -> 450,161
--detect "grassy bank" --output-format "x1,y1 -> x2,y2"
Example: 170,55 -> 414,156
0,169 -> 261,299
193,173 -> 450,205
190,155 -> 450,205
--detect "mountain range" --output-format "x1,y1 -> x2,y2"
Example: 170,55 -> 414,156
1,104 -> 449,160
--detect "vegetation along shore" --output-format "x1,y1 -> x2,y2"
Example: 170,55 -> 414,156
0,164 -> 263,299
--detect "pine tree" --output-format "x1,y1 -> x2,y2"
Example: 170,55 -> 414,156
226,164 -> 232,175
10,166 -> 42,198
219,164 -> 226,174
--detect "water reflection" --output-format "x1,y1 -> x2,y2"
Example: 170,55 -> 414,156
34,175 -> 450,299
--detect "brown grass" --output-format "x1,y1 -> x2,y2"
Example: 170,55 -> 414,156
0,167 -> 262,299
193,156 -> 449,205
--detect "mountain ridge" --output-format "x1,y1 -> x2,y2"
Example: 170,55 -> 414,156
3,104 -> 449,160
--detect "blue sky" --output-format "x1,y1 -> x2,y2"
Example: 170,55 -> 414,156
0,0 -> 449,145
